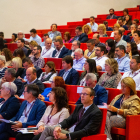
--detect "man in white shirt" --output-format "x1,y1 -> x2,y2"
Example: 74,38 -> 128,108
41,38 -> 55,58
73,48 -> 86,70
115,45 -> 130,72
87,16 -> 98,32
117,56 -> 140,90
92,45 -> 108,71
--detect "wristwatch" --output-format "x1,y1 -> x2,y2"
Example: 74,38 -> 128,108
66,133 -> 69,139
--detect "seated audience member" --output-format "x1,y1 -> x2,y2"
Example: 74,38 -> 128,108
123,15 -> 132,28
1,48 -> 13,66
13,48 -> 26,60
98,24 -> 108,37
105,77 -> 140,140
93,33 -> 106,47
27,28 -> 42,45
48,23 -> 61,42
133,30 -> 140,50
114,30 -> 127,48
118,17 -> 128,30
117,56 -> 140,90
63,32 -> 72,43
138,25 -> 140,31
115,45 -> 130,72
127,24 -> 137,36
65,40 -> 80,58
53,36 -> 63,48
16,87 -> 69,140
38,61 -> 57,83
97,58 -> 122,88
122,8 -> 129,20
78,59 -> 99,86
41,38 -> 55,58
20,67 -> 44,98
87,16 -> 98,32
132,19 -> 139,27
10,33 -> 17,43
73,48 -> 86,70
11,57 -> 24,78
30,45 -> 45,68
40,33 -> 49,47
126,42 -> 139,59
39,87 -> 102,140
0,55 -> 7,79
76,73 -> 108,105
0,68 -> 24,96
82,24 -> 92,35
71,26 -> 88,43
0,82 -> 20,120
0,38 -> 7,51
103,21 -> 113,31
119,27 -> 131,42
92,45 -> 108,71
0,32 -> 7,44
84,39 -> 96,59
16,31 -> 26,41
14,39 -> 29,56
105,39 -> 115,58
20,57 -> 42,79
0,84 -> 46,140
106,8 -> 118,19
39,76 -> 65,101
52,39 -> 69,58
110,23 -> 120,37
28,40 -> 38,57
58,55 -> 79,85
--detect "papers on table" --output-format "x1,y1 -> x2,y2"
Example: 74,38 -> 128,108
18,127 -> 38,134
0,119 -> 17,124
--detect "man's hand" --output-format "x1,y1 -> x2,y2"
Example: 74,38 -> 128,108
1,77 -> 6,84
34,125 -> 45,135
53,126 -> 61,139
11,121 -> 22,131
17,76 -> 26,83
14,95 -> 19,98
38,94 -> 45,101
57,132 -> 67,139
90,22 -> 93,26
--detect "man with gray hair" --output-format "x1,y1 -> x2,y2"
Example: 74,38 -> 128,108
73,48 -> 86,70
76,73 -> 108,105
0,68 -> 24,96
0,55 -> 7,79
65,40 -> 80,58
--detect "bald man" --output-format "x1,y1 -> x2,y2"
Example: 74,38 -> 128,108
20,67 -> 44,98
41,38 -> 55,58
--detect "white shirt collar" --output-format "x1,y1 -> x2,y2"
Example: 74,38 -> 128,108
27,78 -> 37,84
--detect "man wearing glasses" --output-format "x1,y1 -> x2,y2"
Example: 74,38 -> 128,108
39,86 -> 102,140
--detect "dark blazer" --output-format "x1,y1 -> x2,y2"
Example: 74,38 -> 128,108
14,78 -> 24,96
24,79 -> 45,94
11,98 -> 46,128
122,35 -> 131,42
52,47 -> 69,58
76,85 -> 108,105
106,27 -> 113,31
106,14 -> 118,19
71,33 -> 88,43
65,50 -> 72,56
21,66 -> 42,79
16,68 -> 24,78
122,25 -> 128,30
60,104 -> 102,140
58,68 -> 79,85
0,96 -> 20,120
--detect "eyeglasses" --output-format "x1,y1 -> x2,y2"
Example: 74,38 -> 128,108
80,93 -> 90,96
23,90 -> 28,93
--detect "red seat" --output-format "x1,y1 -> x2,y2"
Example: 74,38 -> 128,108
64,43 -> 72,50
6,43 -> 17,53
98,71 -> 105,77
77,70 -> 84,77
106,19 -> 117,26
69,104 -> 76,114
4,38 -> 12,43
82,108 -> 107,140
44,83 -> 51,88
44,58 -> 62,69
24,34 -> 30,38
124,30 -> 131,35
106,31 -> 113,37
99,37 -> 114,43
80,43 -> 87,51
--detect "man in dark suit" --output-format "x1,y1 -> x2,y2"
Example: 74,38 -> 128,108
106,8 -> 118,19
118,17 -> 128,30
52,39 -> 69,58
0,84 -> 46,140
39,87 -> 102,140
71,26 -> 88,43
103,21 -> 113,31
58,55 -> 79,85
19,57 -> 42,79
119,27 -> 131,42
76,73 -> 108,105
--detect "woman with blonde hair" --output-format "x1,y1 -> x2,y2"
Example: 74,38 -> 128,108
110,23 -> 120,37
98,24 -> 108,37
28,40 -> 38,57
97,58 -> 122,88
104,77 -> 140,140
11,57 -> 24,77
82,24 -> 92,35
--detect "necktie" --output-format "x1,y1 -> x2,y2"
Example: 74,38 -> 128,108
75,108 -> 85,126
